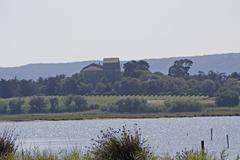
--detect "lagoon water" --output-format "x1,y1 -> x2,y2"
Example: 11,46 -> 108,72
0,117 -> 240,157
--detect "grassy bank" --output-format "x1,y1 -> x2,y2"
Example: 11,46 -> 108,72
0,150 -> 234,160
0,109 -> 240,121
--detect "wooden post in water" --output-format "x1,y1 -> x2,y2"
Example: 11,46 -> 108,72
226,135 -> 229,149
201,140 -> 205,151
211,128 -> 213,141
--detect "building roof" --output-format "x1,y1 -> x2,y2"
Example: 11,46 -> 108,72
103,58 -> 120,64
82,63 -> 103,72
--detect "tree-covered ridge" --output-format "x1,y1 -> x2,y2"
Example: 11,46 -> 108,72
0,59 -> 240,99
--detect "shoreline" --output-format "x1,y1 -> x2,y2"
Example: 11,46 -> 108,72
0,111 -> 239,122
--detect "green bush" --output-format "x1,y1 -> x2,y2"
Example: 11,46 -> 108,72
91,125 -> 155,160
216,90 -> 239,107
0,127 -> 237,160
101,98 -> 161,113
29,96 -> 49,113
164,99 -> 203,112
116,98 -> 147,113
8,99 -> 25,114
63,96 -> 88,112
0,101 -> 8,114
49,97 -> 59,113
89,104 -> 100,110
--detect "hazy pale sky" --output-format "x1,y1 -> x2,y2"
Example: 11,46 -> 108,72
0,0 -> 240,67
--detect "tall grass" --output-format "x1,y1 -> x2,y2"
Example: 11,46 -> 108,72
159,150 -> 240,160
90,124 -> 156,160
1,127 -> 239,160
0,129 -> 17,158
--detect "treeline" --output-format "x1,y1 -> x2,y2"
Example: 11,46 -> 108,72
0,96 -> 98,114
0,96 -> 205,115
1,59 -> 240,98
101,98 -> 161,113
101,98 -> 204,113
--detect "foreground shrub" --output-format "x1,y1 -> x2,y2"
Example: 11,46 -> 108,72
216,90 -> 239,107
174,150 -> 210,160
62,150 -> 81,160
91,125 -> 155,160
18,151 -> 58,160
164,99 -> 203,112
0,130 -> 17,158
0,127 -> 238,160
159,150 -> 232,160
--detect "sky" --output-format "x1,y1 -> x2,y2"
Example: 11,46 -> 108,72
0,0 -> 240,67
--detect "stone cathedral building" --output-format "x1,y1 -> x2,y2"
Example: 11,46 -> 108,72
81,58 -> 121,83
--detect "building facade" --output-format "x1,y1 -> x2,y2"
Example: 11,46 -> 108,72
103,58 -> 121,81
81,63 -> 104,83
81,58 -> 121,83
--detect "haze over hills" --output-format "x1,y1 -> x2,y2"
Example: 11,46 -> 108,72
0,53 -> 239,80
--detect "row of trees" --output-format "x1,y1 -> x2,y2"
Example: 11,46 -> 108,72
0,96 -> 96,114
1,94 -> 239,114
101,98 -> 161,113
0,59 -> 240,99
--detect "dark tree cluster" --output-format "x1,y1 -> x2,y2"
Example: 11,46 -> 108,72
216,90 -> 239,107
0,59 -> 239,102
101,98 -> 161,113
168,59 -> 193,77
0,96 -> 93,114
164,99 -> 203,112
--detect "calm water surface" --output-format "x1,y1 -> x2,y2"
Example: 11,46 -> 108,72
0,117 -> 240,157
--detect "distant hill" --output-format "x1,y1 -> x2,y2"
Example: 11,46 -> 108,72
0,53 -> 239,80
147,53 -> 240,74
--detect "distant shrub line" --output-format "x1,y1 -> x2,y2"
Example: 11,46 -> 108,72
0,94 -> 239,115
101,98 -> 206,113
101,98 -> 161,113
0,96 -> 97,114
164,100 -> 203,112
